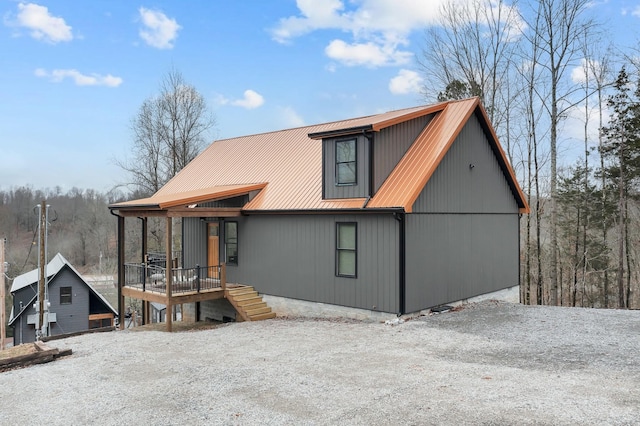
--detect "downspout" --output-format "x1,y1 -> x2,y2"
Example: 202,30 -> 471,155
363,130 -> 374,197
518,213 -> 522,304
394,212 -> 406,315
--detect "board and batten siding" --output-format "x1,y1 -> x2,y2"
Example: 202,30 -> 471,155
182,217 -> 208,269
12,268 -> 91,344
323,135 -> 370,199
404,113 -> 521,313
405,214 -> 519,312
48,268 -> 91,335
413,113 -> 519,214
373,113 -> 434,192
224,214 -> 400,313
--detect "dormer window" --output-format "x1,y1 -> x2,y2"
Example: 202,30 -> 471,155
336,139 -> 357,185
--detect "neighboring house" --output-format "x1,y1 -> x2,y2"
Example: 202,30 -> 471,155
109,97 -> 529,323
8,253 -> 117,345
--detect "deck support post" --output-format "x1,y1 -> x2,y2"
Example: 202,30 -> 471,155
141,217 -> 147,325
117,215 -> 125,330
166,216 -> 173,332
221,263 -> 226,292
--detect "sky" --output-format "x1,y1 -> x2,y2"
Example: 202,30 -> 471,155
1,0 -> 639,193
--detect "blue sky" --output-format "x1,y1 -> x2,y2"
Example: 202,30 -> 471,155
1,0 -> 638,193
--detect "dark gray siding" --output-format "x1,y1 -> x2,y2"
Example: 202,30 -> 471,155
12,284 -> 37,344
11,268 -> 91,344
323,135 -> 370,199
405,214 -> 519,312
200,195 -> 248,208
183,217 -> 207,268
225,214 -> 400,313
373,114 -> 433,192
413,114 -> 518,214
404,113 -> 521,312
48,268 -> 90,335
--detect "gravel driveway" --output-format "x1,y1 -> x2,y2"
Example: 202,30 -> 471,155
2,301 -> 639,425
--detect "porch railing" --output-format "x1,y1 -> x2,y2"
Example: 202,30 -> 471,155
124,263 -> 222,295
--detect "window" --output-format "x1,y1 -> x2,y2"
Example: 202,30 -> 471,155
60,287 -> 72,304
225,221 -> 238,265
336,223 -> 357,277
336,139 -> 357,185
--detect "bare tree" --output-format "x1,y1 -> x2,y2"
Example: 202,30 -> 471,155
116,69 -> 215,196
521,0 -> 596,306
419,0 -> 522,141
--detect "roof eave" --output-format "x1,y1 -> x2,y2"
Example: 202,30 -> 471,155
243,207 -> 405,215
308,125 -> 373,140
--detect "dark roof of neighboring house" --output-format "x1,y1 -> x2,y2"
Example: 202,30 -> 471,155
110,97 -> 529,214
8,253 -> 117,326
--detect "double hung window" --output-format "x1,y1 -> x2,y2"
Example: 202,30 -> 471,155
336,222 -> 357,277
225,222 -> 238,265
336,139 -> 357,185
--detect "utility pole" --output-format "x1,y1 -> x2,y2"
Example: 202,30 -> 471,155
36,201 -> 50,340
1,237 -> 6,350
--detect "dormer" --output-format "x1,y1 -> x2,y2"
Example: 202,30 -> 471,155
310,128 -> 372,200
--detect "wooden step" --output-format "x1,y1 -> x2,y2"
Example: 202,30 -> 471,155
245,306 -> 272,316
240,301 -> 267,311
231,291 -> 258,301
227,286 -> 254,295
250,311 -> 276,321
235,296 -> 263,307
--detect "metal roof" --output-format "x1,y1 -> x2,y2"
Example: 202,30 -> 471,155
110,98 -> 528,214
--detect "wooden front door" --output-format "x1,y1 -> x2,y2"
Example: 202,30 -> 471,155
207,223 -> 219,277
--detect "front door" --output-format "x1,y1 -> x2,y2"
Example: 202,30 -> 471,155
207,223 -> 219,277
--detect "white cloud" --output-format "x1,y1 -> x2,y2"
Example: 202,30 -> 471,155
35,68 -> 123,87
138,7 -> 180,49
325,39 -> 412,67
570,58 -> 604,84
279,106 -> 306,127
216,90 -> 265,109
231,90 -> 265,109
9,2 -> 73,43
271,0 -> 443,68
389,69 -> 423,95
272,0 -> 526,69
632,6 -> 640,18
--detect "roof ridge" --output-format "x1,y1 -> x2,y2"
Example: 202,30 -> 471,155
213,104 -> 437,142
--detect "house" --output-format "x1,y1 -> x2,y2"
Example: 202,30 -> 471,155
9,253 -> 117,345
108,97 -> 529,329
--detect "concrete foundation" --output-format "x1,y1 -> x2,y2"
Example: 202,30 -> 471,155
263,285 -> 520,322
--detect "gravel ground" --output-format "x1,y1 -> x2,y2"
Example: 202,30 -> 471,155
2,301 -> 639,425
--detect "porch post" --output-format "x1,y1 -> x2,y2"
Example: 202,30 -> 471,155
141,217 -> 147,325
221,263 -> 226,291
166,216 -> 173,332
117,215 -> 125,330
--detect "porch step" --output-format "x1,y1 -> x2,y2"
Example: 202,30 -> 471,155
227,286 -> 255,295
232,291 -> 259,301
225,285 -> 275,322
250,312 -> 276,321
245,306 -> 272,316
236,296 -> 263,307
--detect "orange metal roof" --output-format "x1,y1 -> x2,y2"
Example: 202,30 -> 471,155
111,98 -> 529,214
111,184 -> 268,209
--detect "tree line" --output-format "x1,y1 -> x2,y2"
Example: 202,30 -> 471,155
420,0 -> 640,308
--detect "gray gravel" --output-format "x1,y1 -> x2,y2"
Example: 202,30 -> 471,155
2,301 -> 639,425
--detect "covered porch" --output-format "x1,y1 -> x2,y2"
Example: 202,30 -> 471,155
109,184 -> 274,331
